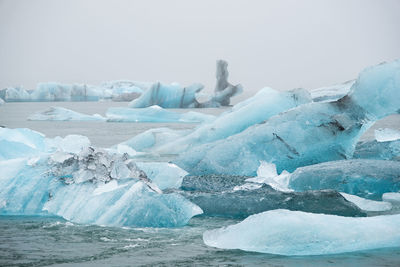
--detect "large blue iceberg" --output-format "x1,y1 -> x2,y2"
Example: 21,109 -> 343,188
176,60 -> 400,175
203,209 -> 400,255
154,87 -> 311,155
0,128 -> 202,227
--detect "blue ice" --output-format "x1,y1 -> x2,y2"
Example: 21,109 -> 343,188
203,209 -> 400,255
176,60 -> 400,175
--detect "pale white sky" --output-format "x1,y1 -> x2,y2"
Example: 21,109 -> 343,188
0,0 -> 399,100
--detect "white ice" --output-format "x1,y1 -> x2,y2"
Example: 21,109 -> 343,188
375,128 -> 400,142
340,193 -> 392,211
203,209 -> 400,255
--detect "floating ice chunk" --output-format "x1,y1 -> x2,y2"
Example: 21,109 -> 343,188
176,175 -> 365,218
0,97 -> 4,105
288,159 -> 400,200
0,151 -> 202,227
203,209 -> 400,255
382,192 -> 400,203
157,87 -> 311,155
246,161 -> 292,192
340,193 -> 392,211
375,128 -> 400,142
28,107 -> 106,121
309,80 -> 355,102
176,60 -> 400,175
354,139 -> 400,161
106,106 -> 215,123
129,82 -> 204,108
136,162 -> 187,190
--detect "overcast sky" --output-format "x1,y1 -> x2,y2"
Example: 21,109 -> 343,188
0,0 -> 399,100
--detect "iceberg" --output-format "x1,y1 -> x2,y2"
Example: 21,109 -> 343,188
0,80 -> 147,102
0,147 -> 202,227
155,87 -> 311,155
106,106 -> 215,123
203,209 -> 400,255
354,139 -> 400,161
175,60 -> 400,175
174,174 -> 365,218
375,128 -> 400,142
129,60 -> 243,108
288,159 -> 400,200
129,82 -> 204,108
339,193 -> 392,212
309,80 -> 355,102
28,105 -> 215,123
199,60 -> 243,107
0,86 -> 31,101
28,107 -> 106,121
100,80 -> 147,101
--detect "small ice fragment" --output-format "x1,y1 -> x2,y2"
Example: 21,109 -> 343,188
340,192 -> 392,211
375,128 -> 400,142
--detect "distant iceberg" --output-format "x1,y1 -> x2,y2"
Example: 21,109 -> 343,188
28,107 -> 106,121
106,106 -> 215,123
175,60 -> 400,175
129,60 -> 243,108
203,209 -> 400,255
28,105 -> 215,123
0,80 -> 146,102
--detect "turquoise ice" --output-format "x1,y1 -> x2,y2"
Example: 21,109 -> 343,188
176,60 -> 400,175
203,209 -> 400,255
155,87 -> 311,155
288,159 -> 400,200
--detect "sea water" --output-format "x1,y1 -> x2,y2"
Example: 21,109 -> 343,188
1,102 -> 400,266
